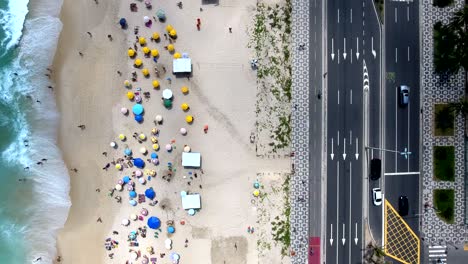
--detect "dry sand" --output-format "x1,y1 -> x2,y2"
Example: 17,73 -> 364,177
53,0 -> 290,263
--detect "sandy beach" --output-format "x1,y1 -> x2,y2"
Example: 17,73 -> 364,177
53,0 -> 291,263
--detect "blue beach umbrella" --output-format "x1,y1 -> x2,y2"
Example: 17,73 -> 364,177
133,158 -> 145,168
123,176 -> 130,183
134,114 -> 143,122
129,200 -> 137,206
124,148 -> 132,156
132,104 -> 144,115
151,153 -> 158,159
147,216 -> 161,229
145,188 -> 155,199
167,226 -> 175,233
156,9 -> 166,20
119,18 -> 127,28
129,191 -> 137,198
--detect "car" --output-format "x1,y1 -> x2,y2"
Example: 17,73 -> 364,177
370,158 -> 381,180
372,188 -> 382,206
399,85 -> 409,106
398,196 -> 409,216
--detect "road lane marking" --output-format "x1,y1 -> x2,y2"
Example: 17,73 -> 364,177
395,48 -> 398,63
338,49 -> 340,64
343,138 -> 347,160
371,37 -> 376,58
348,162 -> 352,263
407,95 -> 410,170
354,222 -> 358,245
395,85 -> 398,170
330,224 -> 334,245
336,160 -> 340,264
338,89 -> 340,105
338,9 -> 340,23
407,6 -> 410,21
343,38 -> 347,60
384,172 -> 420,176
355,138 -> 359,160
407,46 -> 410,62
338,130 -> 340,146
342,223 -> 346,245
395,7 -> 398,23
331,38 -> 335,61
351,48 -> 353,63
356,37 -> 360,60
331,138 -> 335,160
350,9 -> 353,23
350,131 -> 352,143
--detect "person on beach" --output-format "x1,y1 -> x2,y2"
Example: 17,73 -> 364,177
47,85 -> 53,90
24,167 -> 29,170
87,31 -> 92,37
78,51 -> 83,57
102,152 -> 107,156
229,27 -> 232,33
164,33 -> 167,40
36,99 -> 41,104
36,161 -> 43,165
97,217 -> 102,223
107,34 -> 113,41
71,168 -> 78,172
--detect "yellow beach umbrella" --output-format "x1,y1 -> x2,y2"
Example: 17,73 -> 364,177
128,49 -> 135,57
115,164 -> 122,170
152,144 -> 159,150
124,80 -> 131,87
151,128 -> 159,135
151,49 -> 159,57
142,47 -> 150,54
167,44 -> 175,52
169,29 -> 177,37
253,190 -> 260,197
134,59 -> 142,67
185,115 -> 193,123
181,86 -> 189,94
151,137 -> 158,143
166,24 -> 173,32
139,37 -> 146,45
181,103 -> 189,111
152,80 -> 160,88
139,133 -> 146,140
127,91 -> 135,100
142,68 -> 149,76
152,32 -> 160,40
118,134 -> 126,140
173,52 -> 181,59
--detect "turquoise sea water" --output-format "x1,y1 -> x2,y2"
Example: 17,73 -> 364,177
0,0 -> 69,263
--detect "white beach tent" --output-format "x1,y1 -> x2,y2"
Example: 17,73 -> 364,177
182,152 -> 201,167
173,58 -> 192,73
182,194 -> 201,210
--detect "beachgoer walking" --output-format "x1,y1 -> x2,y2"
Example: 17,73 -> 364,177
24,167 -> 29,170
45,73 -> 51,78
164,33 -> 168,40
47,85 -> 53,89
96,188 -> 100,192
97,217 -> 102,223
162,66 -> 166,73
200,7 -> 203,11
235,243 -> 237,250
117,71 -> 121,76
87,31 -> 92,37
94,0 -> 98,4
199,184 -> 202,189
77,124 -> 86,129
36,100 -> 41,104
78,51 -> 83,57
102,152 -> 107,156
229,27 -> 232,33
36,161 -> 43,165
107,34 -> 112,41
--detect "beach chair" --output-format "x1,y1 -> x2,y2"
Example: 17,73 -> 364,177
138,194 -> 146,203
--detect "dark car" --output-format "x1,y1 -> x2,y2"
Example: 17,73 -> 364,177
370,159 -> 381,180
399,85 -> 409,106
398,196 -> 409,216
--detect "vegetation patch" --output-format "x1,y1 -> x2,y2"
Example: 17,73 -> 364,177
374,0 -> 384,23
433,146 -> 455,182
433,0 -> 454,8
270,173 -> 290,256
434,189 -> 455,224
434,104 -> 455,136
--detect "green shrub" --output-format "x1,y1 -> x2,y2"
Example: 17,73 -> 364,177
433,0 -> 454,8
434,189 -> 455,224
433,146 -> 455,181
434,104 -> 455,136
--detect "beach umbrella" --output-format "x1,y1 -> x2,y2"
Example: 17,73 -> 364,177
127,91 -> 135,100
183,145 -> 191,152
163,99 -> 172,108
165,238 -> 172,249
119,18 -> 127,28
139,147 -> 147,154
134,115 -> 143,122
254,181 -> 260,189
127,185 -> 134,191
151,128 -> 159,134
129,191 -> 137,198
152,32 -> 160,40
141,208 -> 149,216
135,95 -> 142,103
118,180 -> 124,185
132,104 -> 144,115
130,251 -> 138,260
133,158 -> 145,168
166,24 -> 174,32
146,246 -> 153,254
110,141 -> 117,148
123,176 -> 131,183
151,153 -> 158,159
139,133 -> 146,140
173,52 -> 181,59
188,209 -> 196,215
115,184 -> 123,190
152,158 -> 159,165
124,80 -> 131,87
167,226 -> 175,233
170,253 -> 180,262
180,128 -> 187,135
145,188 -> 156,199
121,218 -> 130,226
185,115 -> 193,123
147,216 -> 161,229
162,89 -> 173,99
156,9 -> 166,20
135,170 -> 142,177
169,29 -> 177,38
128,49 -> 135,57
151,137 -> 158,143
167,44 -> 175,52
142,68 -> 149,77
180,103 -> 189,111
130,213 -> 138,220
119,134 -> 126,140
149,169 -> 156,176
253,190 -> 260,197
152,144 -> 159,150
121,107 -> 129,115
143,16 -> 150,23
165,144 -> 172,151
151,49 -> 159,57
142,47 -> 150,54
139,177 -> 146,184
152,80 -> 160,88
124,148 -> 132,156
115,164 -> 122,170
129,200 -> 137,206
181,86 -> 189,94
134,59 -> 142,67
139,37 -> 146,45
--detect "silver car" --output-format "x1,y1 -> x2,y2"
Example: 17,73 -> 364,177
372,188 -> 382,206
399,85 -> 409,106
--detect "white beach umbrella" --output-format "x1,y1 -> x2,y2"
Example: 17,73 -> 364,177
183,145 -> 191,152
121,218 -> 130,226
139,147 -> 147,154
121,107 -> 129,114
155,115 -> 163,123
110,141 -> 117,148
180,127 -> 187,135
130,251 -> 138,260
115,184 -> 123,191
143,16 -> 150,23
162,89 -> 173,99
130,214 -> 138,220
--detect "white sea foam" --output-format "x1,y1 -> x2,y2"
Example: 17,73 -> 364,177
0,0 -> 69,263
0,0 -> 29,54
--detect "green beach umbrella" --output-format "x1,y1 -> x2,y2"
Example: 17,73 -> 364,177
156,9 -> 166,20
163,99 -> 172,108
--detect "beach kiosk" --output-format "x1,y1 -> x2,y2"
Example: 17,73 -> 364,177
182,152 -> 201,168
181,193 -> 201,210
173,58 -> 192,74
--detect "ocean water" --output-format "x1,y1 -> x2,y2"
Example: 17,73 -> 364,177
0,0 -> 70,263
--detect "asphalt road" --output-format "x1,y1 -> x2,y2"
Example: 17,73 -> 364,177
325,0 -> 381,263
368,0 -> 421,245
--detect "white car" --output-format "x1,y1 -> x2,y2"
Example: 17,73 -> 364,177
372,188 -> 382,206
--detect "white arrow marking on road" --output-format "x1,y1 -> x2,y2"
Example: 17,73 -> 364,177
342,224 -> 346,245
371,37 -> 376,58
343,38 -> 347,60
343,138 -> 347,160
330,224 -> 334,245
331,38 -> 335,60
354,223 -> 358,245
355,138 -> 359,160
356,37 -> 360,59
331,138 -> 335,160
